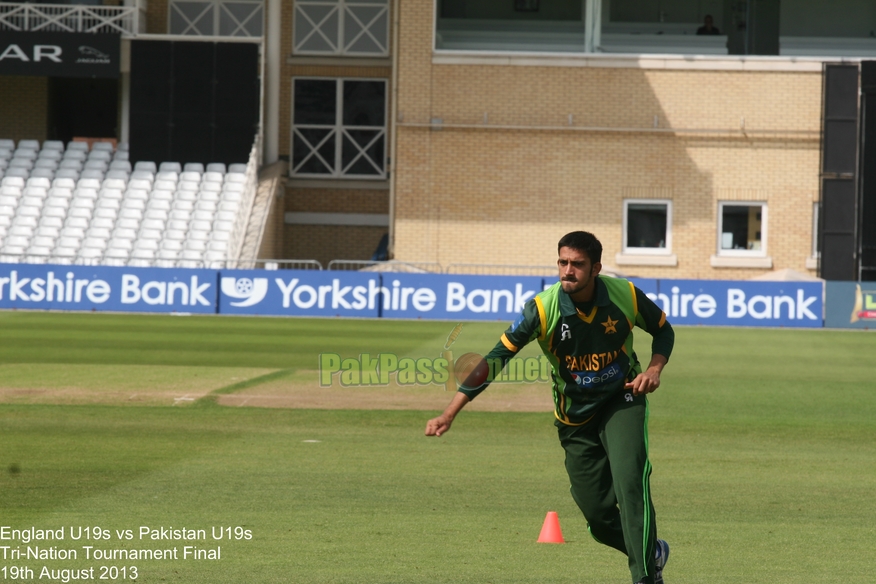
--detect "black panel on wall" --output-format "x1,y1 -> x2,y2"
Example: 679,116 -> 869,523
130,41 -> 173,164
821,179 -> 858,279
129,40 -> 259,166
819,64 -> 860,281
860,61 -> 876,281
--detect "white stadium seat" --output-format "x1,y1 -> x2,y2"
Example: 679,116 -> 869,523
134,161 -> 157,173
115,218 -> 139,230
151,189 -> 174,202
130,170 -> 154,182
9,158 -> 34,170
159,162 -> 182,173
119,208 -> 143,221
92,142 -> 114,152
88,150 -> 111,162
137,230 -> 161,243
35,158 -> 59,169
122,198 -> 146,210
127,179 -> 152,192
55,169 -> 80,181
84,160 -> 108,171
62,150 -> 87,162
105,170 -> 129,181
99,188 -> 124,200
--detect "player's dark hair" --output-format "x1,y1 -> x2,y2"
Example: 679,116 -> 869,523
558,231 -> 602,264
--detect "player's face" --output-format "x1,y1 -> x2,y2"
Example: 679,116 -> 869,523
558,247 -> 601,300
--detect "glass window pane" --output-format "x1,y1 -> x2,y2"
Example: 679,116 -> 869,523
342,130 -> 383,175
294,80 -> 337,125
627,203 -> 667,248
721,205 -> 762,251
170,2 -> 215,35
295,5 -> 339,52
293,129 -> 335,174
219,3 -> 263,36
342,81 -> 385,127
344,5 -> 388,54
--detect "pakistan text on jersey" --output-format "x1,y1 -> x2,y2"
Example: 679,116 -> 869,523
565,350 -> 621,372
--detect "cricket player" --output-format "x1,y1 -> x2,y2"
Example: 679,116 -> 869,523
425,231 -> 674,584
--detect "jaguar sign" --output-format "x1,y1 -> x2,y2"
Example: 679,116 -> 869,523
0,31 -> 119,78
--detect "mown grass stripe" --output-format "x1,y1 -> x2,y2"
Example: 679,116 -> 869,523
197,368 -> 297,404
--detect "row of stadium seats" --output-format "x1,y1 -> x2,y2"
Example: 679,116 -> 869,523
0,139 -> 252,268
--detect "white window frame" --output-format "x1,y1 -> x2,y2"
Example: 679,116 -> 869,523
168,0 -> 264,37
716,201 -> 768,257
290,77 -> 388,180
622,199 -> 673,255
293,0 -> 389,57
805,201 -> 820,270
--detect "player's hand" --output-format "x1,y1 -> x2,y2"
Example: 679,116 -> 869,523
425,415 -> 453,437
625,369 -> 660,396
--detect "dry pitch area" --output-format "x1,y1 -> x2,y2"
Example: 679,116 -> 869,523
0,363 -> 555,412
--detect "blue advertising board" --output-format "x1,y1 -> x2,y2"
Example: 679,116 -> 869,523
218,270 -> 541,320
0,263 -> 218,313
643,279 -> 823,327
0,262 -> 827,328
377,273 -> 544,320
218,269 -> 380,317
824,281 -> 876,329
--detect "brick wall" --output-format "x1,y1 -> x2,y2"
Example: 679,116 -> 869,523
282,185 -> 389,265
0,76 -> 48,143
146,0 -> 168,34
391,1 -> 823,279
285,225 -> 387,268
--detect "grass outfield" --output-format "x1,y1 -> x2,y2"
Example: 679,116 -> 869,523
0,312 -> 875,583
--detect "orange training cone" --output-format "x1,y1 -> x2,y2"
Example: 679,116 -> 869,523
537,511 -> 565,543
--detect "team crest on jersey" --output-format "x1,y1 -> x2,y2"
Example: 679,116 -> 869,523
601,316 -> 618,334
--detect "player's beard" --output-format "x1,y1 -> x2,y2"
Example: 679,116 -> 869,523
560,274 -> 591,296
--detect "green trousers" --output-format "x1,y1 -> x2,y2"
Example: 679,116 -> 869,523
556,391 -> 657,584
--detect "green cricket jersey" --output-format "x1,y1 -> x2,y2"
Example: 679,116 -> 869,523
459,276 -> 674,425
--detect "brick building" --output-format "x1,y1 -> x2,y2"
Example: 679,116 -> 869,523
3,0 -> 875,277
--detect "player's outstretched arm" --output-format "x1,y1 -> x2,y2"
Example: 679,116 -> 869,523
425,392 -> 471,437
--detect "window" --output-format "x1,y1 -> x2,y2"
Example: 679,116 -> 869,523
623,199 -> 672,254
717,202 -> 767,256
291,78 -> 387,179
169,0 -> 263,36
294,0 -> 389,56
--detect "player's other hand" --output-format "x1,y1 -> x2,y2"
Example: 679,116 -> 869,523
425,415 -> 453,437
624,369 -> 660,395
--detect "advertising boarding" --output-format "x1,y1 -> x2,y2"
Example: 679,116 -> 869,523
218,270 -> 380,318
642,279 -> 823,327
824,281 -> 876,329
0,264 -> 217,313
0,263 -> 826,327
218,270 -> 543,320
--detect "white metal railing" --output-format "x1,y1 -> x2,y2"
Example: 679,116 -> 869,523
227,134 -> 262,267
0,2 -> 142,35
